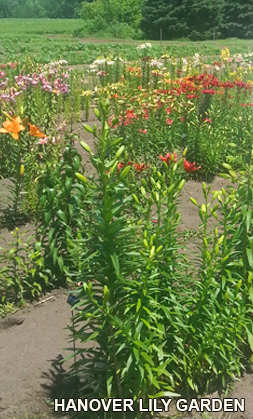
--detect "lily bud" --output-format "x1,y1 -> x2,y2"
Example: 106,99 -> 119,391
182,147 -> 187,157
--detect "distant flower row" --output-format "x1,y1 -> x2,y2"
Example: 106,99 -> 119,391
0,62 -> 70,104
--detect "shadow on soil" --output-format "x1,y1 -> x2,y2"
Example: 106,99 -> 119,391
41,355 -> 156,419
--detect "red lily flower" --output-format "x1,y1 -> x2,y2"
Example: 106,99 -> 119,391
133,163 -> 149,172
160,152 -> 177,165
117,162 -> 125,172
201,89 -> 216,95
184,159 -> 201,173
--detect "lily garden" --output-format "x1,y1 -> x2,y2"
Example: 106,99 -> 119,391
1,44 -> 253,418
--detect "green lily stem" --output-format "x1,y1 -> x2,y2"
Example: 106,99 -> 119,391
13,143 -> 22,227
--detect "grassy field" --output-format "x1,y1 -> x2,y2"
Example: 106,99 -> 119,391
0,19 -> 253,65
0,18 -> 84,35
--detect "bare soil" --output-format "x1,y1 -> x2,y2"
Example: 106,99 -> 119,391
0,111 -> 253,419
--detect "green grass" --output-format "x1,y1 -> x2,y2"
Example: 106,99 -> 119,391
0,18 -> 84,35
0,19 -> 253,66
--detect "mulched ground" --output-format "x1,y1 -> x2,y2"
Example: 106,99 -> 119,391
0,111 -> 253,419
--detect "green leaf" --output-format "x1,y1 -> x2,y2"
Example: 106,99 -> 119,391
44,211 -> 51,225
204,354 -> 213,366
144,363 -> 153,382
246,210 -> 252,232
68,204 -> 74,220
242,204 -> 248,219
111,137 -> 123,146
106,373 -> 113,398
126,354 -> 133,372
134,322 -> 143,339
39,195 -> 46,207
152,391 -> 180,398
140,352 -> 154,366
133,347 -> 139,362
116,343 -> 126,355
53,247 -> 58,266
57,209 -> 67,224
187,377 -> 195,390
136,299 -> 141,313
48,188 -> 56,203
141,318 -> 151,329
8,249 -> 16,260
249,288 -> 253,305
50,238 -> 56,253
48,228 -> 55,244
249,237 -> 253,250
105,159 -> 116,169
57,255 -> 64,273
247,248 -> 253,269
247,332 -> 253,353
111,253 -> 120,276
65,177 -> 72,194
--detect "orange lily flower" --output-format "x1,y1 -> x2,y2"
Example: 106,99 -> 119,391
28,123 -> 46,138
0,116 -> 25,140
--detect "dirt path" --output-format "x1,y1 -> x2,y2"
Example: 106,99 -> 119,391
0,289 -> 72,419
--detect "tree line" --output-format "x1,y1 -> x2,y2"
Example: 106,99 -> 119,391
0,0 -> 253,41
140,0 -> 253,40
0,0 -> 83,19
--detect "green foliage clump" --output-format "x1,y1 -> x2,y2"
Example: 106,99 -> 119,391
62,104 -> 253,406
80,0 -> 144,39
140,0 -> 253,41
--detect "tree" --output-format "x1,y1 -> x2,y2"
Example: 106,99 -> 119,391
140,0 -> 224,40
0,0 -> 11,17
185,0 -> 224,40
221,0 -> 253,38
12,0 -> 46,18
81,0 -> 144,28
140,0 -> 189,40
